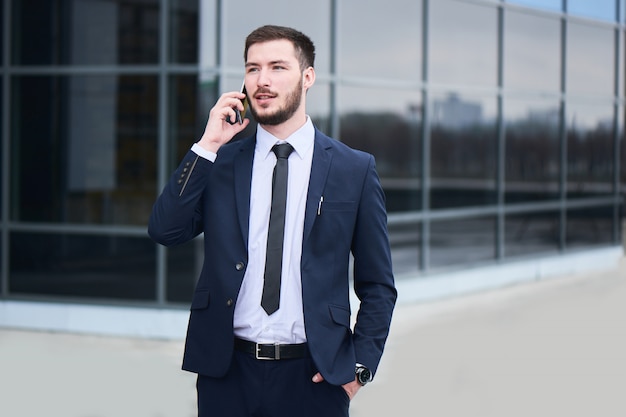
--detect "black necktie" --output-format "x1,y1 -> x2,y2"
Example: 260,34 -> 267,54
261,143 -> 294,315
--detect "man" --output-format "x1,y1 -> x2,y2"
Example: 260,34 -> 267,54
149,25 -> 396,417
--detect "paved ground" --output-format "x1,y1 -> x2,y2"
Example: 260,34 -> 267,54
1,260 -> 625,417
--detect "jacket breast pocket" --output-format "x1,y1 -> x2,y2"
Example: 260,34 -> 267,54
190,289 -> 210,310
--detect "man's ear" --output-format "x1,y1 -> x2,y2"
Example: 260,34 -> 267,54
303,66 -> 316,91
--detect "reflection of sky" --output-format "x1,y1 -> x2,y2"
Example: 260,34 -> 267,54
508,0 -> 618,22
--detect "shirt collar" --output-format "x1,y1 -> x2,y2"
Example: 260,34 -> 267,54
256,116 -> 315,160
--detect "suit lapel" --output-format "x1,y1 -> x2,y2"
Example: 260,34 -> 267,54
234,137 -> 255,246
303,131 -> 333,243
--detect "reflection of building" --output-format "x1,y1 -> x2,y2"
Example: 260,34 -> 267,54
0,0 -> 623,337
433,93 -> 483,128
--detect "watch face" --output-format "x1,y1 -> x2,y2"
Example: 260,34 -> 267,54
357,367 -> 372,385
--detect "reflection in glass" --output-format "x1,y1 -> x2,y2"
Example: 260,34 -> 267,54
505,212 -> 560,258
430,217 -> 496,268
11,75 -> 158,225
169,0 -> 199,64
504,98 -> 561,202
430,0 -> 498,87
388,221 -> 421,277
338,85 -> 422,212
568,0 -> 617,22
167,237 -> 202,303
223,0 -> 331,73
338,0 -> 422,80
430,93 -> 497,208
566,22 -> 614,96
566,206 -> 614,248
9,232 -> 157,300
170,74 -> 200,166
504,10 -> 560,92
566,101 -> 614,197
12,0 -> 160,65
506,0 -> 562,12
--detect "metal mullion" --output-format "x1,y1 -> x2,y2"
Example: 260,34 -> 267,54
613,23 -> 623,243
421,0 -> 430,272
496,4 -> 505,260
155,0 -> 169,306
1,0 -> 11,297
559,13 -> 568,250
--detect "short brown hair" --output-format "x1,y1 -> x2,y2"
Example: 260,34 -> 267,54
244,25 -> 316,70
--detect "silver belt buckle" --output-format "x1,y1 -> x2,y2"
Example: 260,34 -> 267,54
255,343 -> 281,360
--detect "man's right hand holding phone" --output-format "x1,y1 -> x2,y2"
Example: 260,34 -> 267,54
197,90 -> 250,154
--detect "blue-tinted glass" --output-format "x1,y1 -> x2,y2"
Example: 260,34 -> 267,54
11,75 -> 158,225
430,93 -> 498,208
430,0 -> 498,87
504,10 -> 561,92
566,22 -> 614,96
504,97 -> 561,203
505,212 -> 561,258
566,100 -> 615,198
12,0 -> 160,65
339,0 -> 422,80
566,206 -> 614,248
430,217 -> 496,269
170,0 -> 200,64
388,220 -> 421,277
223,0 -> 331,74
9,233 -> 157,301
338,85 -> 423,212
568,0 -> 617,22
507,0 -> 562,12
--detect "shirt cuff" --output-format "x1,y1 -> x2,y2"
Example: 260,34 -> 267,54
191,143 -> 217,162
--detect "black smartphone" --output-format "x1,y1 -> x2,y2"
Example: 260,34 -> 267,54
226,81 -> 249,125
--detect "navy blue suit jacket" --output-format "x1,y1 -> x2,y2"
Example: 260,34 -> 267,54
148,129 -> 396,385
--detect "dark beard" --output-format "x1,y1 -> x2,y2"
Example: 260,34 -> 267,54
250,79 -> 303,126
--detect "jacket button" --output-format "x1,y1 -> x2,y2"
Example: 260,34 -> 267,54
226,299 -> 234,307
235,262 -> 245,271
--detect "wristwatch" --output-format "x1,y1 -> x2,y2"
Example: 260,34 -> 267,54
355,365 -> 373,386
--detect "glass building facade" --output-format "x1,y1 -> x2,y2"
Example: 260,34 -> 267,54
0,0 -> 623,307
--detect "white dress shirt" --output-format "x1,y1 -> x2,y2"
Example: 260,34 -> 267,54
192,117 -> 315,344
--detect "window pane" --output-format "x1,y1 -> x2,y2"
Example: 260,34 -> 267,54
430,0 -> 498,87
9,232 -> 156,301
504,10 -> 561,92
338,85 -> 423,212
506,0 -> 562,12
505,212 -> 560,258
568,0 -> 617,22
566,206 -> 614,248
566,22 -> 614,96
430,217 -> 496,268
170,74 -> 200,166
11,75 -> 158,225
504,97 -> 561,203
388,220 -> 421,277
223,0 -> 331,74
338,0 -> 422,80
431,93 -> 498,208
170,0 -> 199,64
12,0 -> 160,65
566,101 -> 615,198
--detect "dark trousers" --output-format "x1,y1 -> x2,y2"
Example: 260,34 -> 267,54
197,350 -> 350,417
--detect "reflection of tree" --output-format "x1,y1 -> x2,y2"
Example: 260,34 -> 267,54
506,118 -> 559,182
567,123 -> 614,183
431,123 -> 496,179
339,112 -> 421,177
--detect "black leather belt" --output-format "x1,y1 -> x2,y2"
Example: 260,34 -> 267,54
234,337 -> 309,360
